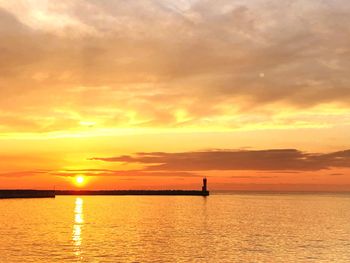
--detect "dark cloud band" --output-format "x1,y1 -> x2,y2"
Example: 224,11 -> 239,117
91,149 -> 350,171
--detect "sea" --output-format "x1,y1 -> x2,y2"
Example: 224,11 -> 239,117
0,193 -> 350,262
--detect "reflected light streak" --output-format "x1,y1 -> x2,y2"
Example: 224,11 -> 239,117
72,197 -> 84,258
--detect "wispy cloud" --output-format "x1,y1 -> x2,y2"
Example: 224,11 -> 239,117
0,168 -> 199,178
50,169 -> 199,177
92,149 -> 350,171
0,170 -> 49,177
3,149 -> 350,179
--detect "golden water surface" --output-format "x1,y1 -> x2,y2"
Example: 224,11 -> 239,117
1,194 -> 350,262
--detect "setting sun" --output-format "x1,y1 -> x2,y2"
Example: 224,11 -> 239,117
74,176 -> 86,187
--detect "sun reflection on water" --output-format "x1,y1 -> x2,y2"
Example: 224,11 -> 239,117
72,197 -> 84,258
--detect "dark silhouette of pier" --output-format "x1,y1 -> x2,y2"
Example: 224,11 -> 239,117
56,189 -> 209,196
57,178 -> 209,196
0,178 -> 209,198
0,190 -> 55,199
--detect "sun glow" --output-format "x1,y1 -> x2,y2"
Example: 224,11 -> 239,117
74,176 -> 86,187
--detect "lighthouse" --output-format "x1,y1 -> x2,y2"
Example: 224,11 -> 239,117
202,177 -> 207,192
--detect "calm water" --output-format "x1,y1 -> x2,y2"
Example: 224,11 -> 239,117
1,194 -> 350,262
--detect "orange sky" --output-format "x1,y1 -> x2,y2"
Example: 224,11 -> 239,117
1,0 -> 350,191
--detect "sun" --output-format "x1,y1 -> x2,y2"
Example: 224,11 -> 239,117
74,175 -> 86,187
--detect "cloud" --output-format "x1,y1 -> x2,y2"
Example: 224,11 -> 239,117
0,170 -> 48,177
3,149 -> 350,178
51,169 -> 200,177
329,173 -> 344,176
91,149 -> 350,171
230,175 -> 278,179
0,168 -> 199,178
0,1 -> 350,133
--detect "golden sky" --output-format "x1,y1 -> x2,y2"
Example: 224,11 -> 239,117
1,0 -> 350,190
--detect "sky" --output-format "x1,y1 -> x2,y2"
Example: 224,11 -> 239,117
1,0 -> 350,190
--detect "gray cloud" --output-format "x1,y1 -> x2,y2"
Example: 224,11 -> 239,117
3,149 -> 350,178
92,149 -> 350,171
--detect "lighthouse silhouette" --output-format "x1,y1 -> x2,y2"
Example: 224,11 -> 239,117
202,177 -> 207,192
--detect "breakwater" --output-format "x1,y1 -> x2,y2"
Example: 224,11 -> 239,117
56,190 -> 209,196
0,190 -> 56,199
0,178 -> 210,198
